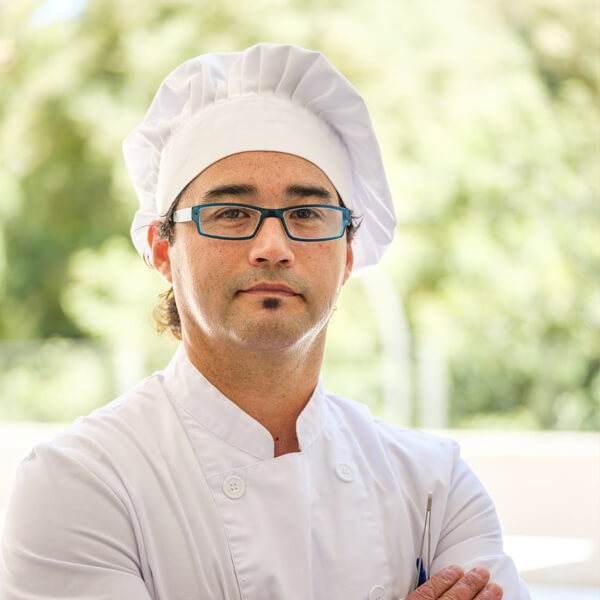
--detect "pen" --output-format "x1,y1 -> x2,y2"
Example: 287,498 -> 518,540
413,491 -> 433,591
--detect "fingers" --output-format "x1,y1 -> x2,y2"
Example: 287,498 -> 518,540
476,583 -> 503,599
406,565 -> 504,600
443,568 -> 500,600
406,565 -> 464,599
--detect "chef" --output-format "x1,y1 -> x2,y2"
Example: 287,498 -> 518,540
0,44 -> 530,600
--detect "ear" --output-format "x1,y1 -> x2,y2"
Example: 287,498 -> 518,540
148,222 -> 173,284
342,242 -> 354,285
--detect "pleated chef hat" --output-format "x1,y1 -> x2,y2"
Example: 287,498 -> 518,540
123,43 -> 396,276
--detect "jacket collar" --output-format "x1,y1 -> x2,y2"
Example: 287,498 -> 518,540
161,344 -> 326,460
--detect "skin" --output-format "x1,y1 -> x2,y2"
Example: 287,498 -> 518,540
149,150 -> 503,599
149,151 -> 353,456
406,566 -> 503,600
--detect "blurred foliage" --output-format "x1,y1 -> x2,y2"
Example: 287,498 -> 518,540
0,0 -> 598,429
0,339 -> 111,421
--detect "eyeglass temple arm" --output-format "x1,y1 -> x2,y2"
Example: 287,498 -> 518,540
171,207 -> 193,222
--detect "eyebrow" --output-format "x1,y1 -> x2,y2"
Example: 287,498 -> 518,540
202,184 -> 256,201
286,185 -> 333,203
200,183 -> 334,204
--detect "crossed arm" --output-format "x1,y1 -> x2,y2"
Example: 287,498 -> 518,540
1,438 -> 525,599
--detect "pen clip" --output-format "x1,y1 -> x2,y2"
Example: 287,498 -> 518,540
413,491 -> 433,591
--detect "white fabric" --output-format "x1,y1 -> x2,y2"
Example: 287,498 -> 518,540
0,346 -> 530,599
155,96 -> 354,223
123,43 -> 396,276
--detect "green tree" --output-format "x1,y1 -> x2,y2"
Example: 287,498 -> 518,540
0,0 -> 598,428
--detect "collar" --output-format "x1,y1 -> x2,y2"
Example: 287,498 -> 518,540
161,345 -> 326,460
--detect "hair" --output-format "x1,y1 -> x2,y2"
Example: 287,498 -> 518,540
153,185 -> 362,340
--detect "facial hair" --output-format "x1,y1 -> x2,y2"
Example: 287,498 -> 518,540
262,297 -> 282,310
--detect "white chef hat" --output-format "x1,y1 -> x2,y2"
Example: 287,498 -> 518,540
123,43 -> 396,276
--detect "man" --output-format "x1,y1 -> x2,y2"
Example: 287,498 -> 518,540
0,44 -> 530,599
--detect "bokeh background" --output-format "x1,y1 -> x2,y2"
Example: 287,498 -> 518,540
1,0 -> 598,429
0,0 -> 599,596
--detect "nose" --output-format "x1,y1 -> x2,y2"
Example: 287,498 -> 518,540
247,216 -> 295,268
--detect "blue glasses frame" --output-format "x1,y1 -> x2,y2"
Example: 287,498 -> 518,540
172,203 -> 351,242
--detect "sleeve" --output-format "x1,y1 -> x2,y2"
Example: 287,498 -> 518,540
0,443 -> 153,600
431,449 -> 531,600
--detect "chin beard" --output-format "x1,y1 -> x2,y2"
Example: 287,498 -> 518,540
262,297 -> 281,310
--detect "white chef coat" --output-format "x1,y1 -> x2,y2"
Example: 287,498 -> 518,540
0,345 -> 530,599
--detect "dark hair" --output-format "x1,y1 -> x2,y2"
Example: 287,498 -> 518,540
153,187 -> 362,340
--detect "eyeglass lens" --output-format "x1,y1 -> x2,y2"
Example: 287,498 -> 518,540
198,205 -> 344,240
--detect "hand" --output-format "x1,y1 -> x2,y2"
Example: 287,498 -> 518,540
406,565 -> 503,600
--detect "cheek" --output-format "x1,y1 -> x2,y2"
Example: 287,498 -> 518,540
168,239 -> 205,303
306,245 -> 348,296
171,239 -> 238,293
322,242 -> 350,281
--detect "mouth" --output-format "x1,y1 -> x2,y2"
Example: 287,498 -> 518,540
240,283 -> 300,298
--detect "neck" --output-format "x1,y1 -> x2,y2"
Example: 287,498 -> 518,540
182,332 -> 326,456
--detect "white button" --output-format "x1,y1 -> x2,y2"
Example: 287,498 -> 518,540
222,475 -> 246,499
369,585 -> 386,600
335,462 -> 354,482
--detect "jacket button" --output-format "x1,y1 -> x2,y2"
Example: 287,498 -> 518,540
222,475 -> 246,499
335,462 -> 355,482
369,585 -> 386,600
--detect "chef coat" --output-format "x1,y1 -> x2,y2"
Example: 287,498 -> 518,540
0,345 -> 530,599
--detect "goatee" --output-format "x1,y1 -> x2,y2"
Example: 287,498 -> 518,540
262,298 -> 281,310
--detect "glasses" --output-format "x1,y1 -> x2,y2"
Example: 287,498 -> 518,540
171,203 -> 351,242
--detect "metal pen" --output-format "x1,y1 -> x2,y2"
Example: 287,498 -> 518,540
413,491 -> 433,591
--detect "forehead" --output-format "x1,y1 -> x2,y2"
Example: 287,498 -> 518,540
182,151 -> 337,198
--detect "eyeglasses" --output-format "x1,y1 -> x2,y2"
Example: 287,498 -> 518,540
171,203 -> 351,242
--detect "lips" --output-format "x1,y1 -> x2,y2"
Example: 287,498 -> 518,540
241,283 -> 299,297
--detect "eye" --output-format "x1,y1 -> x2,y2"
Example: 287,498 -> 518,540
215,207 -> 251,220
289,207 -> 321,220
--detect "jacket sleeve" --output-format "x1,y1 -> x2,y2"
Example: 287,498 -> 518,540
0,443 -> 153,600
431,448 -> 531,600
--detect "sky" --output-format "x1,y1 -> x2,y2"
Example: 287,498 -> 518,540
30,0 -> 86,27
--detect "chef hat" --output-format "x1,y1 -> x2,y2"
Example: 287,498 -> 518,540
123,43 -> 396,275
